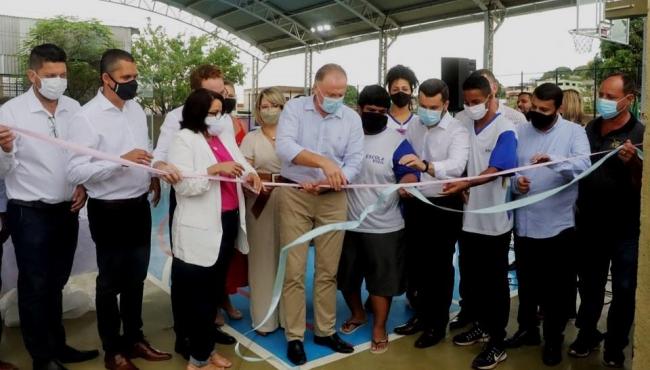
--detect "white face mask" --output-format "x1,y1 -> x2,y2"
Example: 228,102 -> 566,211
464,99 -> 489,121
206,114 -> 227,136
37,76 -> 67,100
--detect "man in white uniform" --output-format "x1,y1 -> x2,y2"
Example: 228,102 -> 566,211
443,73 -> 518,370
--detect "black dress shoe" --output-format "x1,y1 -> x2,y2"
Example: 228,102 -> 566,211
34,359 -> 69,370
414,329 -> 446,348
174,338 -> 190,360
543,342 -> 563,366
394,316 -> 423,336
214,327 -> 236,345
449,312 -> 471,331
505,328 -> 541,348
57,345 -> 100,363
287,340 -> 307,366
313,333 -> 354,354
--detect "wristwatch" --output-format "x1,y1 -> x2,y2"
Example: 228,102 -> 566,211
422,160 -> 429,173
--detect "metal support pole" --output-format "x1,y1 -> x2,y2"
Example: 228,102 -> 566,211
252,55 -> 259,114
378,30 -> 388,85
483,9 -> 494,70
304,47 -> 313,96
642,17 -> 648,119
593,61 -> 598,119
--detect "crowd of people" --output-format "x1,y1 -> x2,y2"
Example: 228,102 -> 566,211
0,42 -> 643,370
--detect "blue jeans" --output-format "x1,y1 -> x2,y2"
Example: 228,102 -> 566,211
576,224 -> 638,352
8,201 -> 78,361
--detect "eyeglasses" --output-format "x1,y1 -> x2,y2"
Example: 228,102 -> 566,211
47,116 -> 58,138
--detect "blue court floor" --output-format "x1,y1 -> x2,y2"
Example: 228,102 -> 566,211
147,188 -> 518,369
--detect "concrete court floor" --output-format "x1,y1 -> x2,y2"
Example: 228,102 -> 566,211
0,280 -> 631,370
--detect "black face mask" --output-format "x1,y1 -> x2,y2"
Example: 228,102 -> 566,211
107,73 -> 138,101
527,110 -> 557,130
361,112 -> 388,135
390,91 -> 411,108
223,98 -> 237,114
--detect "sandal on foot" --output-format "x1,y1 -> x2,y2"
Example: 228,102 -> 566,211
226,308 -> 243,320
370,337 -> 389,354
211,353 -> 232,368
340,318 -> 367,334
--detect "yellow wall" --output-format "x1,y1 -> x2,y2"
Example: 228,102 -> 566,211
633,4 -> 650,370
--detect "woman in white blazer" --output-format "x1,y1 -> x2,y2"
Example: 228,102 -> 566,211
167,88 -> 262,370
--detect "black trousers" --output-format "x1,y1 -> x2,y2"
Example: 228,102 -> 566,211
576,221 -> 639,352
174,210 -> 238,361
167,188 -> 189,343
458,231 -> 511,344
87,195 -> 151,354
514,228 -> 575,343
404,195 -> 462,332
8,201 -> 78,361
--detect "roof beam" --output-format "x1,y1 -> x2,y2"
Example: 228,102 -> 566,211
333,0 -> 400,31
98,0 -> 267,59
268,0 -> 574,58
216,0 -> 324,46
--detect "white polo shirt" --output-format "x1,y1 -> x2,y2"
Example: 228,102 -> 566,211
66,90 -> 151,200
0,87 -> 80,203
347,128 -> 419,233
456,110 -> 518,236
386,112 -> 416,135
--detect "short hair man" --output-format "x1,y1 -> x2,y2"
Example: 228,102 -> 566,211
572,72 -> 643,367
508,83 -> 590,366
67,49 -> 172,370
0,43 -> 97,370
275,63 -> 364,365
517,92 -> 532,115
393,79 -> 469,349
476,69 -> 527,125
444,74 -> 518,370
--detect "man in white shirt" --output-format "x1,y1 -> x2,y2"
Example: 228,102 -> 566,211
66,49 -> 171,370
393,79 -> 469,348
443,73 -> 518,370
476,69 -> 527,125
0,44 -> 98,370
150,65 -> 236,357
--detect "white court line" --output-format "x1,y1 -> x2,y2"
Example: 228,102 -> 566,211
146,274 -> 289,370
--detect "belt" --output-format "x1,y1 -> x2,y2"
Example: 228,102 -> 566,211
89,193 -> 149,207
251,173 -> 280,219
8,199 -> 72,209
258,173 -> 282,183
276,176 -> 333,195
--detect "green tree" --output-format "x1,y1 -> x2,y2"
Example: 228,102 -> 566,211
20,16 -> 118,103
344,85 -> 359,108
132,24 -> 245,115
540,66 -> 574,81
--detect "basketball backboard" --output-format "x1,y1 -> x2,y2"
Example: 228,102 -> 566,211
570,0 -> 631,53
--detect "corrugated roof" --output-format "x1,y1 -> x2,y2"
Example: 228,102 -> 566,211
155,0 -> 576,58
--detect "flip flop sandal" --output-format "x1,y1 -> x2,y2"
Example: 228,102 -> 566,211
370,337 -> 389,355
340,318 -> 367,334
211,353 -> 232,368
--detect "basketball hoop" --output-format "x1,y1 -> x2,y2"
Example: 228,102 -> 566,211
569,29 -> 596,54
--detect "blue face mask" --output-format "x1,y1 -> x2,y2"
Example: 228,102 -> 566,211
596,97 -> 626,119
418,106 -> 443,127
319,90 -> 344,114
